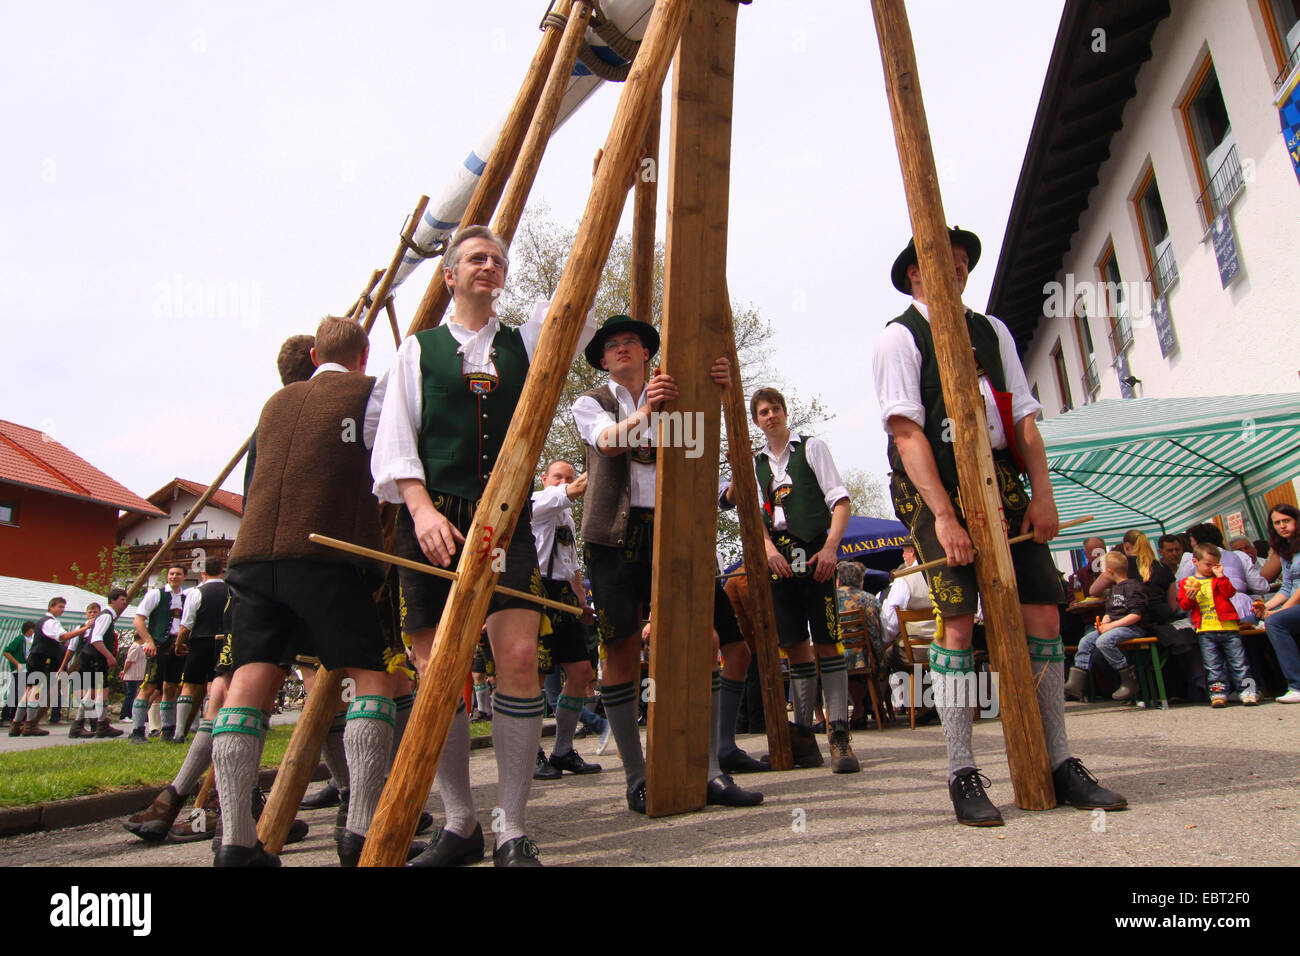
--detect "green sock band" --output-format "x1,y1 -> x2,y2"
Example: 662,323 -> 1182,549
556,694 -> 584,713
212,707 -> 266,738
928,644 -> 975,675
347,695 -> 396,727
1027,636 -> 1065,663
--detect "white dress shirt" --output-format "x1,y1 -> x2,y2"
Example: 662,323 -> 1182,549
752,433 -> 848,532
179,581 -> 224,631
872,301 -> 1041,446
572,381 -> 657,509
372,300 -> 597,503
531,484 -> 580,582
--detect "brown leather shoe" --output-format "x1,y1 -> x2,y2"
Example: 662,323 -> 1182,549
828,720 -> 861,774
21,710 -> 49,736
124,786 -> 185,843
788,722 -> 825,768
67,719 -> 88,739
169,807 -> 219,842
94,716 -> 124,738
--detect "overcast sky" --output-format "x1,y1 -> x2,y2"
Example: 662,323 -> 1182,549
1,1 -> 1064,506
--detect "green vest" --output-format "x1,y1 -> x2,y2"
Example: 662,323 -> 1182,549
147,587 -> 178,645
755,436 -> 832,543
885,305 -> 1013,489
416,323 -> 529,501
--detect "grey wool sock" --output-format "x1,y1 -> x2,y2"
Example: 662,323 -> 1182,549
436,702 -> 477,839
131,698 -> 148,735
491,690 -> 544,845
392,693 -> 415,760
552,693 -> 583,758
211,708 -> 265,848
601,681 -> 645,789
929,644 -> 976,781
172,719 -> 214,797
344,696 -> 395,837
473,682 -> 492,716
717,676 -> 745,758
323,712 -> 348,790
174,696 -> 194,739
819,653 -> 850,724
708,671 -> 722,781
1028,636 -> 1071,770
160,700 -> 176,737
789,660 -> 819,728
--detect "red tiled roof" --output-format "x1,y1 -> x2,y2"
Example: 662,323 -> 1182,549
0,420 -> 165,516
117,477 -> 245,534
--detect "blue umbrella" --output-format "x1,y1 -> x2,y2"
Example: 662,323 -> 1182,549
837,516 -> 909,572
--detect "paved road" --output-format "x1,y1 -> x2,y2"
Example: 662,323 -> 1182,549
2,699 -> 1297,867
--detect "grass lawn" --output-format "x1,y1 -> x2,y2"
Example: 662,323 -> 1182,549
0,727 -> 295,808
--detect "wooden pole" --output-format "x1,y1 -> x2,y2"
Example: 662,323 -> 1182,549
406,3 -> 570,336
348,269 -> 384,321
645,0 -> 738,817
720,299 -> 792,770
361,195 -> 430,335
192,767 -> 215,811
384,298 -> 402,349
492,0 -> 595,247
870,0 -> 1054,810
630,91 -> 661,323
123,437 -> 250,604
360,0 -> 694,866
258,668 -> 344,854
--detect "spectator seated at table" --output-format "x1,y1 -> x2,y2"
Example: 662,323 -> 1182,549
1069,536 -> 1109,599
1231,535 -> 1278,594
880,541 -> 938,718
1065,551 -> 1147,702
1258,504 -> 1300,704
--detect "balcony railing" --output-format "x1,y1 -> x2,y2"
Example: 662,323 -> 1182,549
1081,359 -> 1100,397
1145,244 -> 1179,299
1273,38 -> 1300,93
1195,144 -> 1245,232
1107,310 -> 1133,359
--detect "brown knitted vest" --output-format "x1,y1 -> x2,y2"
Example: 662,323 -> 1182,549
579,386 -> 636,548
230,371 -> 384,569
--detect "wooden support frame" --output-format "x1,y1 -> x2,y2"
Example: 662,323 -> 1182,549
630,91 -> 661,323
361,195 -> 430,335
870,0 -> 1054,809
645,0 -> 739,817
360,0 -> 695,866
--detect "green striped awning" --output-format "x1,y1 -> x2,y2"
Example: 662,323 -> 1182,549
1035,393 -> 1300,547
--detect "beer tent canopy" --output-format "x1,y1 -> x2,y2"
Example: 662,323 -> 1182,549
1035,393 -> 1300,547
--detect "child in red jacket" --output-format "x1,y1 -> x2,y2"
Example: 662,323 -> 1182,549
1179,543 -> 1256,707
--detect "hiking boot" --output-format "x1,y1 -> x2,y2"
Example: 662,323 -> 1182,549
1063,666 -> 1089,701
124,786 -> 185,842
788,722 -> 825,768
169,807 -> 219,843
828,720 -> 861,774
1112,666 -> 1140,702
128,729 -> 148,744
21,709 -> 49,736
94,716 -> 124,738
7,715 -> 24,737
67,718 -> 88,739
1052,758 -> 1127,810
949,768 -> 1003,827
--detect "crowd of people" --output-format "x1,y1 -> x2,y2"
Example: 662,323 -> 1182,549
9,219 -> 1298,866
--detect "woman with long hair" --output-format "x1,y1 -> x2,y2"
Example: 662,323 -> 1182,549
1259,504 -> 1300,703
1122,529 -> 1178,623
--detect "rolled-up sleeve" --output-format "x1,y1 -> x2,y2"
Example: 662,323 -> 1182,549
572,393 -> 616,448
520,299 -> 599,365
804,437 -> 849,510
371,337 -> 427,503
873,323 -> 925,433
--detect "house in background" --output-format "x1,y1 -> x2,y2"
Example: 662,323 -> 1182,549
118,478 -> 243,588
0,420 -> 164,583
987,0 -> 1300,533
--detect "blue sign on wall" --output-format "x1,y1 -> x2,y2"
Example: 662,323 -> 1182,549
1278,66 -> 1300,186
1153,294 -> 1177,359
1212,210 -> 1240,288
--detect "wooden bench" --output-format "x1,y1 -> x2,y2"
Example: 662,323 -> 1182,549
1063,637 -> 1169,709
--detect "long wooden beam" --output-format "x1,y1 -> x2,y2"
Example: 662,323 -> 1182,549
630,91 -> 661,324
361,195 -> 430,335
870,0 -> 1054,809
646,0 -> 738,817
720,298 -> 791,770
360,0 -> 695,866
405,2 -> 570,335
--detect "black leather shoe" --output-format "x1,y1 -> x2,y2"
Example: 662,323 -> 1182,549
718,748 -> 770,774
416,811 -> 434,835
533,748 -> 562,780
706,774 -> 763,807
626,781 -> 647,814
285,818 -> 309,845
1053,758 -> 1128,810
299,781 -> 341,810
949,768 -> 1004,827
128,730 -> 148,745
213,841 -> 281,867
408,823 -> 485,867
333,789 -> 350,841
337,829 -> 428,867
548,748 -> 602,774
492,835 -> 542,867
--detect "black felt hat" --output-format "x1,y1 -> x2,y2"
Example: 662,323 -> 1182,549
890,226 -> 982,295
584,314 -> 660,370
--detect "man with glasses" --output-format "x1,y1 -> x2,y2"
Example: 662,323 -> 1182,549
373,225 -> 597,866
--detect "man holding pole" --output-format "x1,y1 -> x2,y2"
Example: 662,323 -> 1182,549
373,225 -> 597,867
872,226 -> 1126,826
572,316 -> 762,814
